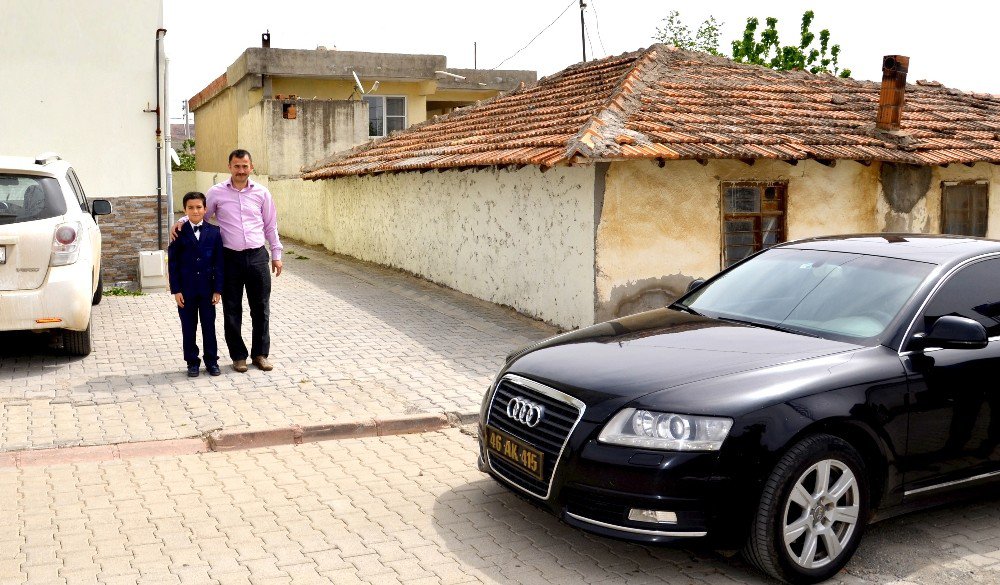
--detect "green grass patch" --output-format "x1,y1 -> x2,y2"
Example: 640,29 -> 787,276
104,287 -> 144,296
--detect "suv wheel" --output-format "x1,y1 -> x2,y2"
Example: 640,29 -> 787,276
743,434 -> 869,584
63,320 -> 93,356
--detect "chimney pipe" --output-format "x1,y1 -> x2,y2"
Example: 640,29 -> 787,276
262,30 -> 270,48
876,55 -> 909,131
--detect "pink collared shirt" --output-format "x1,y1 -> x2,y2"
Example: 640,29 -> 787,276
204,178 -> 283,261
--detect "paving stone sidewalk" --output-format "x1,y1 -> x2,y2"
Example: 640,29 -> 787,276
5,427 -> 1000,585
0,241 -> 556,452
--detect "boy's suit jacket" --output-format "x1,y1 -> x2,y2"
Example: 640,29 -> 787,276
168,222 -> 224,299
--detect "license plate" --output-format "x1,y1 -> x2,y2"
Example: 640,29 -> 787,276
0,245 -> 4,264
485,425 -> 544,481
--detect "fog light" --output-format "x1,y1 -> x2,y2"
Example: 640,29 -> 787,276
628,509 -> 677,524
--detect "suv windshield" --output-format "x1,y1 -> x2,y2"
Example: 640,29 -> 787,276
678,248 -> 934,341
0,174 -> 67,225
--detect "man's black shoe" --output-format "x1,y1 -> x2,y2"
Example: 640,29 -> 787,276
207,364 -> 222,376
187,364 -> 200,377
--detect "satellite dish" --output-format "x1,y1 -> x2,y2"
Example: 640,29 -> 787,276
370,80 -> 380,93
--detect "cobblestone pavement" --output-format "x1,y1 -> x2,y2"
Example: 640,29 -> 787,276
4,428 -> 1000,585
0,241 -> 556,452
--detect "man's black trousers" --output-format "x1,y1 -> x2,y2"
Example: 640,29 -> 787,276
222,246 -> 271,361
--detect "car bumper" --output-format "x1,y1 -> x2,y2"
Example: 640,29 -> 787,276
0,265 -> 92,332
478,421 -> 739,545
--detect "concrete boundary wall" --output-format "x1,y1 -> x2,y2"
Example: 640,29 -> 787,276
271,166 -> 596,329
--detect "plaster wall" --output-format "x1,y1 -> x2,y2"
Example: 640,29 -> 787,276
877,163 -> 1000,236
270,166 -> 596,328
596,159 -> 880,321
262,100 -> 368,178
193,87 -> 238,172
0,0 -> 164,197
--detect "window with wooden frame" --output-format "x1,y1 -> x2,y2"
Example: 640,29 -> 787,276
722,181 -> 787,267
941,180 -> 989,237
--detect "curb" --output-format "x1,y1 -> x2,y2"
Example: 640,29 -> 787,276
206,411 -> 473,452
0,411 -> 480,468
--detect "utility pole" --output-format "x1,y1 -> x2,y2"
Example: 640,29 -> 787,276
182,99 -> 190,139
579,0 -> 587,62
474,42 -> 477,69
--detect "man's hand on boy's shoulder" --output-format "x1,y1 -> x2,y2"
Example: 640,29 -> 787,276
169,217 -> 187,242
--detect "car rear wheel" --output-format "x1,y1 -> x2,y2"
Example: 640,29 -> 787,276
92,272 -> 103,305
743,434 -> 869,584
63,320 -> 92,356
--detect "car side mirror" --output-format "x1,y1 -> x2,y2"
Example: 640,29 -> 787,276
686,278 -> 706,294
91,199 -> 112,216
910,315 -> 989,351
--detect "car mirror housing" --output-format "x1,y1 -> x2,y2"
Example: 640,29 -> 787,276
91,199 -> 112,216
910,315 -> 989,351
685,278 -> 706,294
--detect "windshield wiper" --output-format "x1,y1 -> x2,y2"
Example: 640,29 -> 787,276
717,316 -> 819,338
670,303 -> 703,316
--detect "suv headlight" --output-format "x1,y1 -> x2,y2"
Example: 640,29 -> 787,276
597,408 -> 733,451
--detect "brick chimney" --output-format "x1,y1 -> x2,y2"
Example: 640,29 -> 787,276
876,55 -> 909,131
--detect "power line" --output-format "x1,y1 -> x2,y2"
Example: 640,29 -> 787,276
590,0 -> 607,56
584,20 -> 595,61
491,0 -> 577,70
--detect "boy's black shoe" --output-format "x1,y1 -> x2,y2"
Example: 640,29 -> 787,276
207,364 -> 222,376
187,364 -> 200,377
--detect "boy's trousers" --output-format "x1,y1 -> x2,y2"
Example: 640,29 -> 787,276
178,294 -> 219,367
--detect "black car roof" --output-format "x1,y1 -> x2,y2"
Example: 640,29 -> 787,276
779,234 -> 1000,265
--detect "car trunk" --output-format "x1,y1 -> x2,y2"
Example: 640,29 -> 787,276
0,217 -> 56,290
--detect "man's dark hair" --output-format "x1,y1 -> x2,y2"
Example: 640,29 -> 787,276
229,149 -> 253,163
183,191 -> 207,206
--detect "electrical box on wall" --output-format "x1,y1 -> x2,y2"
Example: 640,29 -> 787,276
139,250 -> 167,291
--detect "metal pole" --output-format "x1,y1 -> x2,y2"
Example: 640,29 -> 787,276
579,0 -> 587,62
155,29 -> 166,250
183,100 -> 190,139
474,42 -> 477,69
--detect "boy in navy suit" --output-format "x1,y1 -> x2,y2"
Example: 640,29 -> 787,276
168,192 -> 225,376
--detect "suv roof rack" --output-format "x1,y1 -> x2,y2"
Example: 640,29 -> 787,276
34,152 -> 62,165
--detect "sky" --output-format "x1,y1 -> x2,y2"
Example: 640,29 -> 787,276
163,0 -> 1000,123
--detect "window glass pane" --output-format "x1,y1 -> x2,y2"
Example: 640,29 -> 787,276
942,184 -> 989,237
725,246 -> 754,265
0,175 -> 67,225
386,97 -> 405,117
363,96 -> 384,137
923,258 -> 1000,336
386,117 -> 405,134
762,231 -> 780,246
725,232 -> 755,246
724,187 -> 759,213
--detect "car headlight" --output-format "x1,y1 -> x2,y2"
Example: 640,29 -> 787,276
597,408 -> 733,451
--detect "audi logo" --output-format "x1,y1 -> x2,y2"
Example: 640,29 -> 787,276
506,397 -> 545,428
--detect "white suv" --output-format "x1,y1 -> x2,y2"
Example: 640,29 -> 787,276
0,153 -> 111,355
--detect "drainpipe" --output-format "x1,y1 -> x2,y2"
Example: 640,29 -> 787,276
164,56 -> 173,224
155,28 -> 167,249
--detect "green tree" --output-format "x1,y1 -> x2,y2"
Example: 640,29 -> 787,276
731,11 -> 851,78
653,10 -> 723,56
172,139 -> 196,172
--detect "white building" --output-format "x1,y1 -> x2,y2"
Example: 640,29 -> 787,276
0,0 -> 168,283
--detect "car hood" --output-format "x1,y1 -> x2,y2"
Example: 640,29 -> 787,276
505,308 -> 862,421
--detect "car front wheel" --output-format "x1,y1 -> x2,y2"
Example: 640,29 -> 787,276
743,434 -> 869,584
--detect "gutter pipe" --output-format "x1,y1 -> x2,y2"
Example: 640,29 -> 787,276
155,28 -> 167,249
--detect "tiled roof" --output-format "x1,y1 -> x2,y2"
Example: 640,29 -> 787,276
301,45 -> 1000,179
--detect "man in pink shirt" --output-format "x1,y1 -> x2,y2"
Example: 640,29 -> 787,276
173,149 -> 283,372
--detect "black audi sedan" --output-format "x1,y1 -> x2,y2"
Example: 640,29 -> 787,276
478,234 -> 1000,584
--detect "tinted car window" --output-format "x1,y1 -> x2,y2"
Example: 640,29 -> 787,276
66,168 -> 89,212
922,257 -> 1000,337
0,174 -> 67,225
683,248 -> 934,341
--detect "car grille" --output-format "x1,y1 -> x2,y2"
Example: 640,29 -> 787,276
485,374 -> 584,499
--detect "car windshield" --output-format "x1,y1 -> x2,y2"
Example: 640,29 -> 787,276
0,174 -> 66,225
678,248 -> 935,341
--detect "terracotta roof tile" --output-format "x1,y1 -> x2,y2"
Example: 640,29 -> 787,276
302,45 -> 1000,179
